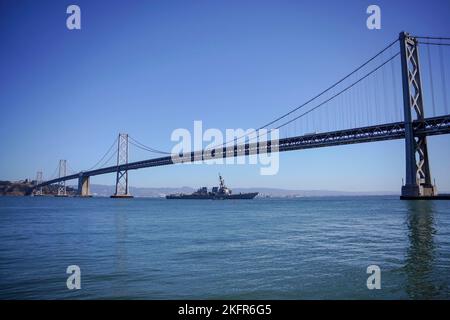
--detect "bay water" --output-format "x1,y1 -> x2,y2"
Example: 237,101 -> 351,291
0,196 -> 449,299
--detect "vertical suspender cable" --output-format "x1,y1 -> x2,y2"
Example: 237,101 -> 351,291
426,44 -> 436,116
390,48 -> 399,121
438,43 -> 449,114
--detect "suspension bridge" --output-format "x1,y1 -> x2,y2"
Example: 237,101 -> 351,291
34,32 -> 450,200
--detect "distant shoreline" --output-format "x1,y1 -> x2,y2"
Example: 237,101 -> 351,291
4,180 -> 448,198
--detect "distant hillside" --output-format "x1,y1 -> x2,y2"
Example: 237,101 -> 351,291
0,180 -> 34,196
0,181 -> 401,197
233,187 -> 399,197
82,184 -> 196,197
79,184 -> 399,198
0,180 -> 76,196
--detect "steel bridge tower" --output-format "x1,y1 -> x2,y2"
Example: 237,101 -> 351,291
399,32 -> 437,198
57,160 -> 67,197
111,133 -> 133,198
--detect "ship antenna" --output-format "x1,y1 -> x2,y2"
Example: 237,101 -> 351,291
219,173 -> 225,188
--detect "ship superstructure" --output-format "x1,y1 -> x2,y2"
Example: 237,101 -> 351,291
166,175 -> 258,200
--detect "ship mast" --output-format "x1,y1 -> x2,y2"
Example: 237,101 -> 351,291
219,173 -> 225,189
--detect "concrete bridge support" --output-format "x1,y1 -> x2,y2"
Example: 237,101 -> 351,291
399,32 -> 437,199
77,175 -> 91,197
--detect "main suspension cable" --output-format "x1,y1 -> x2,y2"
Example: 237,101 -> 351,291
209,38 -> 400,149
129,136 -> 171,155
85,137 -> 118,171
274,52 -> 400,130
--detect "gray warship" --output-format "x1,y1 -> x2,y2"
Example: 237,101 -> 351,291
166,175 -> 258,200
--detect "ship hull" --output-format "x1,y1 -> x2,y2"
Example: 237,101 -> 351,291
166,192 -> 258,200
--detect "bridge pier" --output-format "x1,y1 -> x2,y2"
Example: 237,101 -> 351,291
399,32 -> 437,199
77,175 -> 91,197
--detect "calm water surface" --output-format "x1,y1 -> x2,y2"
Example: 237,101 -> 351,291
0,196 -> 449,299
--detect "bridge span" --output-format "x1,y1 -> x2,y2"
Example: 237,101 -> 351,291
36,114 -> 450,196
33,32 -> 450,199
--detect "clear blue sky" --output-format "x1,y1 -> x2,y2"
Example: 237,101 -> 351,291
1,0 -> 449,192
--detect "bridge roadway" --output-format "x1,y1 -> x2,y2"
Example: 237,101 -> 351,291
37,114 -> 450,187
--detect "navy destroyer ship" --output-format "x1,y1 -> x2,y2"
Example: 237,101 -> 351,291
166,175 -> 258,200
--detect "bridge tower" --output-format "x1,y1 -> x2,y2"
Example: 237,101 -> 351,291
57,160 -> 67,197
34,171 -> 43,196
399,32 -> 437,198
111,133 -> 133,198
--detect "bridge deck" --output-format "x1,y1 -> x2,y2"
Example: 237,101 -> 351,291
37,114 -> 450,187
